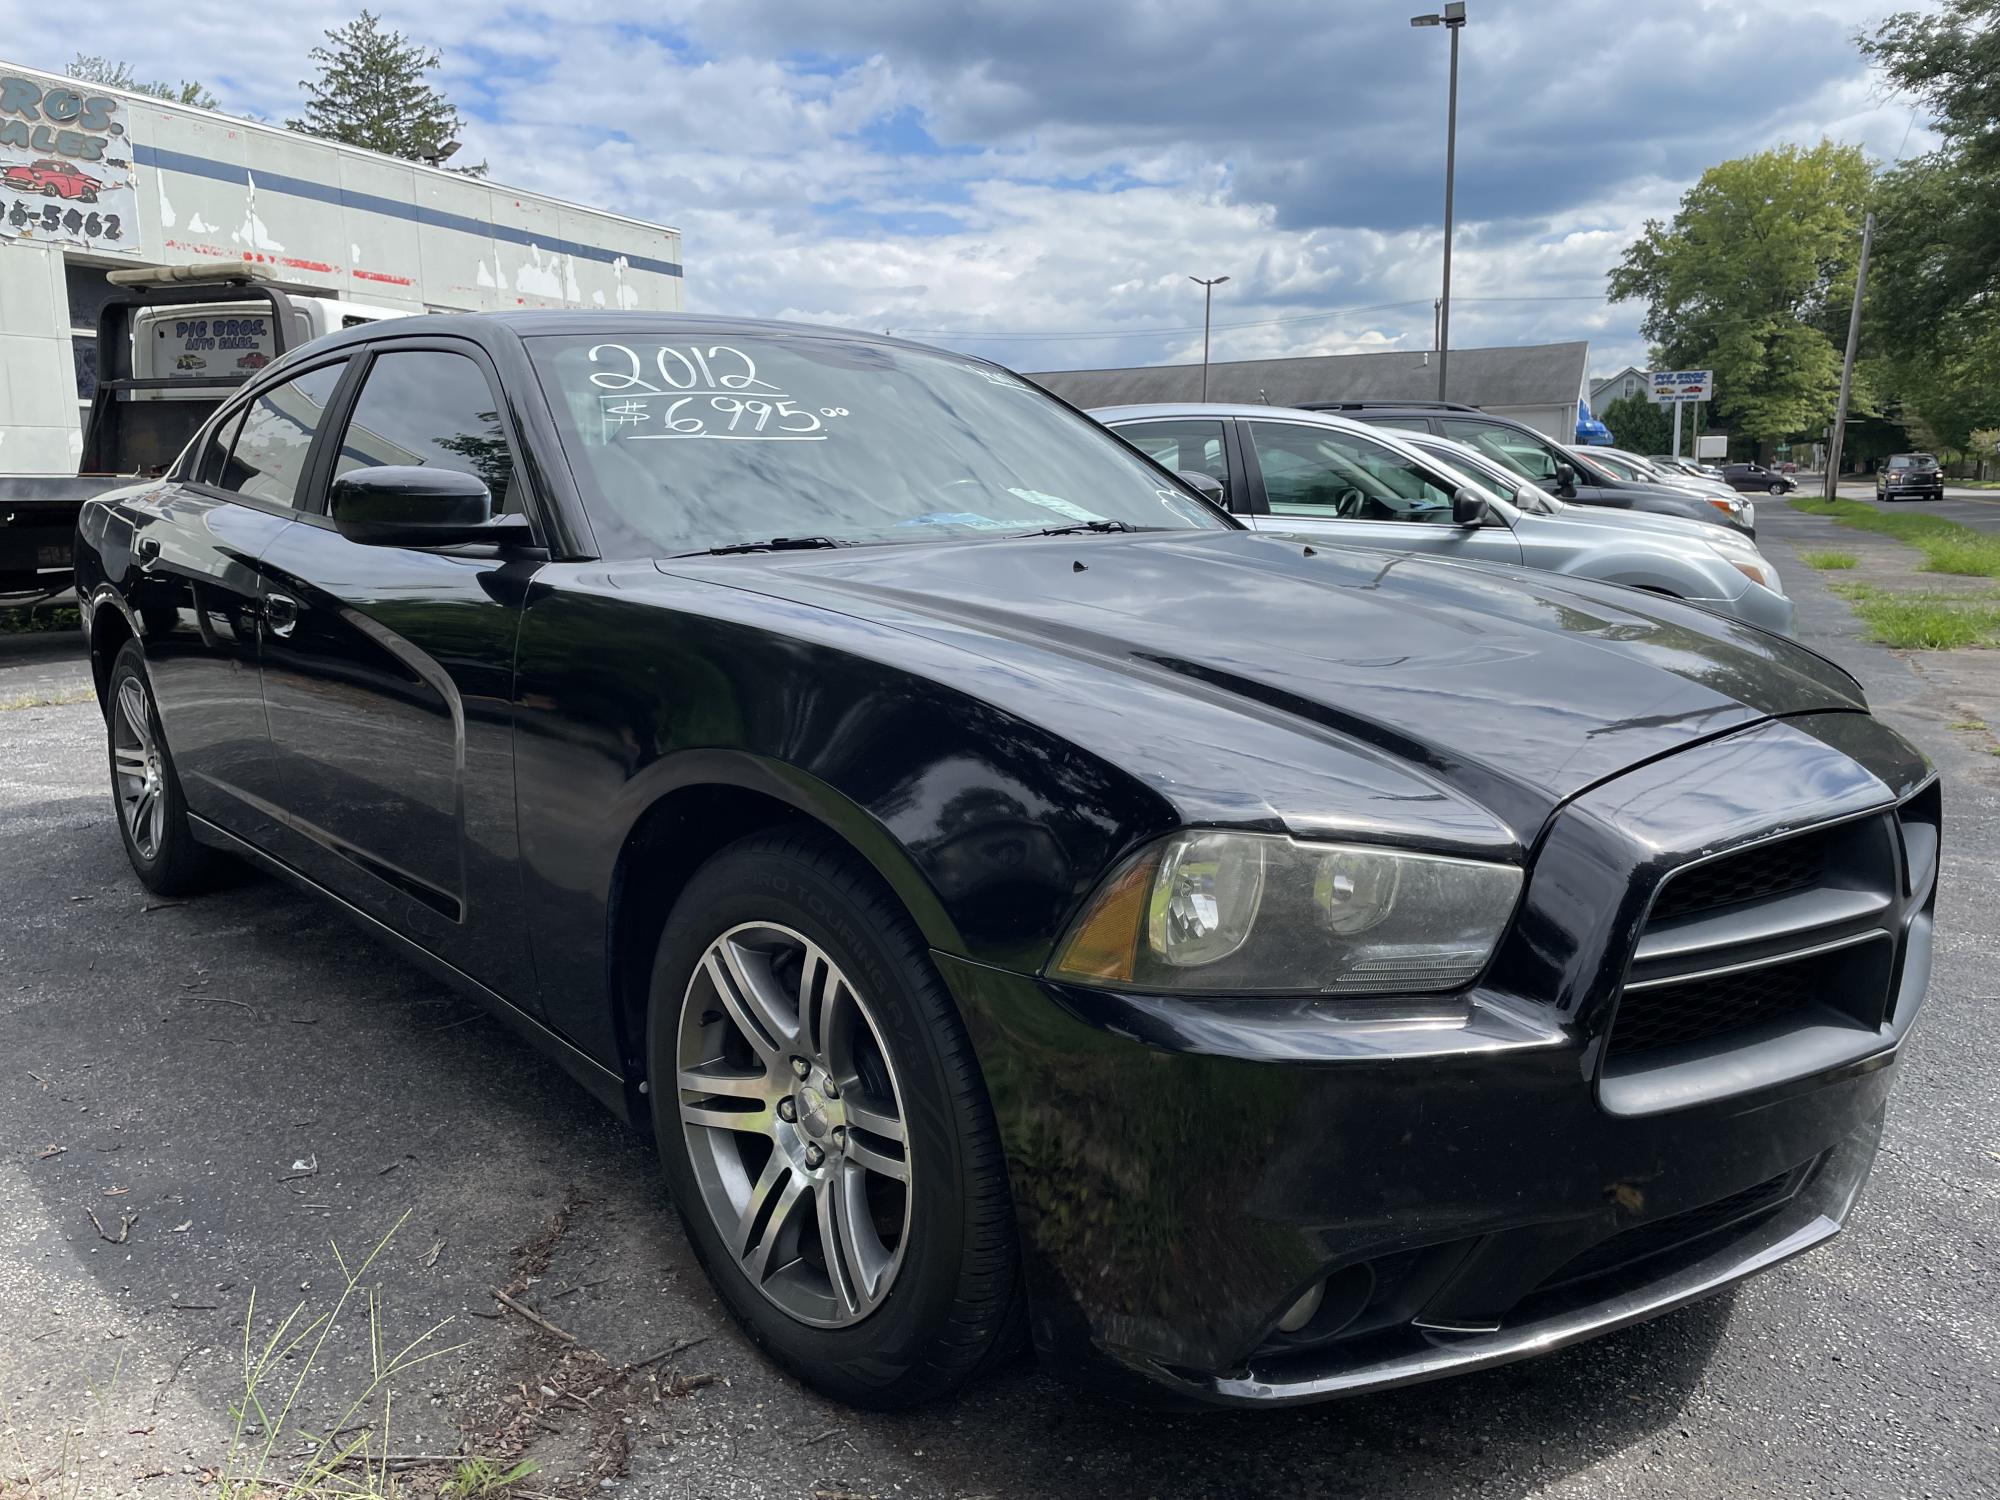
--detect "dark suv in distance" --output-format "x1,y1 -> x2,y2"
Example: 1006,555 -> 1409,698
73,314 -> 1934,1412
1877,453 -> 1944,503
1722,462 -> 1799,496
1307,401 -> 1754,535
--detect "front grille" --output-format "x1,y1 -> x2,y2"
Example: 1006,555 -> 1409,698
1648,831 -> 1828,923
1611,957 -> 1815,1055
1542,1167 -> 1803,1293
1607,818 -> 1904,1063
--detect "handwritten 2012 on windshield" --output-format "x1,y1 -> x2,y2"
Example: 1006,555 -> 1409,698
587,342 -> 852,442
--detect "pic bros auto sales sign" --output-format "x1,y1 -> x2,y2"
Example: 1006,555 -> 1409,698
1648,369 -> 1714,404
0,71 -> 138,256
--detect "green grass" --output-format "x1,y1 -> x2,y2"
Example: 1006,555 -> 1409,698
0,605 -> 80,635
1849,594 -> 2000,650
1915,533 -> 2000,578
442,1457 -> 540,1499
1799,550 -> 1858,570
1791,497 -> 2000,578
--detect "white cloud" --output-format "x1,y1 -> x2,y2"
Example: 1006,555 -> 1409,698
5,0 -> 1933,378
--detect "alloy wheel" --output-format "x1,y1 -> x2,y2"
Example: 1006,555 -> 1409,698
112,676 -> 167,861
676,921 -> 914,1328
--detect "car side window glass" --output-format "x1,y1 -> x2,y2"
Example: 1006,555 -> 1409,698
1248,422 -> 1455,523
333,350 -> 520,514
1440,419 -> 1562,485
1115,420 -> 1230,494
196,405 -> 246,485
216,361 -> 348,506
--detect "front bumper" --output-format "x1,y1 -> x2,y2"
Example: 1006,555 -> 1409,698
940,712 -> 1934,1407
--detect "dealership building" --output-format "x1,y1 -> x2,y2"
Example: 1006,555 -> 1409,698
0,59 -> 684,476
1030,341 -> 1595,442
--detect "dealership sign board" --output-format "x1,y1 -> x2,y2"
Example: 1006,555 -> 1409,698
1649,369 -> 1714,404
0,71 -> 140,256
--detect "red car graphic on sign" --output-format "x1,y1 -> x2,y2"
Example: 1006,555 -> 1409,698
2,158 -> 105,203
236,351 -> 269,370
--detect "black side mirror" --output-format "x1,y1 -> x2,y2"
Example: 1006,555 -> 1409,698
1554,461 -> 1577,496
1451,486 -> 1489,526
329,466 -> 532,548
1176,469 -> 1228,508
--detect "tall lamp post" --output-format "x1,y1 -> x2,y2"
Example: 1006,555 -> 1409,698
1190,274 -> 1230,400
1411,2 -> 1466,402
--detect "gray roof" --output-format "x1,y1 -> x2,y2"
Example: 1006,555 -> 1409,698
1028,341 -> 1590,411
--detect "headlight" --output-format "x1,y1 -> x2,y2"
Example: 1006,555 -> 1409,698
1049,831 -> 1522,995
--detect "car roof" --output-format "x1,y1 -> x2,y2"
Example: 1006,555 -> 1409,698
289,310 -> 960,361
1091,402 -> 1401,439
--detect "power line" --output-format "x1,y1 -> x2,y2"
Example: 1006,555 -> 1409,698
895,293 -> 1613,342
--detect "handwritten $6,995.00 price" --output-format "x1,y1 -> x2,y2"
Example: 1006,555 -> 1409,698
587,342 -> 853,443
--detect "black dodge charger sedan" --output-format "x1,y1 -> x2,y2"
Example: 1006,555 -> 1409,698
75,313 -> 1936,1410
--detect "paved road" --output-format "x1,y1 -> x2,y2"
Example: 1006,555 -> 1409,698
1,560 -> 1997,1498
1825,479 -> 2000,533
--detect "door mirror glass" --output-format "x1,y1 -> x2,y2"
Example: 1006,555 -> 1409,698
329,466 -> 528,547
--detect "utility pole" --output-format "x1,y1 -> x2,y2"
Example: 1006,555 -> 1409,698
1825,211 -> 1874,502
1412,3 -> 1467,401
1189,275 -> 1229,400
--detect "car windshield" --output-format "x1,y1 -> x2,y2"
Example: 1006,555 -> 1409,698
1418,445 -> 1551,513
528,333 -> 1230,555
1889,455 -> 1935,470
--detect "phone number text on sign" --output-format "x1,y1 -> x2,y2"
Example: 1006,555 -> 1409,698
587,343 -> 852,442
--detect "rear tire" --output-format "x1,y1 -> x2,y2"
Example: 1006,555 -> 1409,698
646,828 -> 1022,1408
106,640 -> 222,897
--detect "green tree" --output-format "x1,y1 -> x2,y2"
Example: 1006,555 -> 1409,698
1598,393 -> 1672,455
1857,2 -> 2000,450
67,53 -> 218,110
287,11 -> 486,175
1607,141 -> 1874,446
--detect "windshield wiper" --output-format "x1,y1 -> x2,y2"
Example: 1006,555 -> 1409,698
1023,519 -> 1144,537
682,535 -> 848,557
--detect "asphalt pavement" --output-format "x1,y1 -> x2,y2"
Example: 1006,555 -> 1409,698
1826,478 -> 2000,533
1,546 -> 1997,1497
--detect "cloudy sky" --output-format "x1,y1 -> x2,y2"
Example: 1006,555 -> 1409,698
13,1 -> 1932,377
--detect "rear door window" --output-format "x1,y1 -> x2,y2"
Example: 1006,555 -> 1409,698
217,361 -> 348,507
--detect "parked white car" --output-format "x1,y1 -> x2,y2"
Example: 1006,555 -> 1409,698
1096,404 -> 1795,635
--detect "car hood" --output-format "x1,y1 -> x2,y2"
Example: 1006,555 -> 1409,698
659,531 -> 1861,839
1542,500 -> 1748,548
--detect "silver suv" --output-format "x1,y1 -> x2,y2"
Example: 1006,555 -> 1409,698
1096,404 -> 1794,636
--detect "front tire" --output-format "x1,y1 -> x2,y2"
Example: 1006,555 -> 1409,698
1768,482 -> 1785,496
106,640 -> 220,896
646,829 -> 1021,1407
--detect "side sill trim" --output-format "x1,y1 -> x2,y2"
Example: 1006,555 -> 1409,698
188,812 -> 631,1120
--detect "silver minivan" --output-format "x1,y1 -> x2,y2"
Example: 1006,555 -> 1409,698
1096,404 -> 1794,635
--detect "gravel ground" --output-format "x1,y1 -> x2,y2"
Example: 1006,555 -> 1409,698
1,524 -> 1996,1498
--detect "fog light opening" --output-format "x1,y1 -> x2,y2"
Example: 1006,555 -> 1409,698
1276,1280 -> 1324,1334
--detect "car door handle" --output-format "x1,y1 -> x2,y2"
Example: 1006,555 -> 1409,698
263,592 -> 300,637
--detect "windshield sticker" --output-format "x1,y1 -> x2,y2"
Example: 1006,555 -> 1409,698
584,343 -> 854,443
897,512 -> 1022,531
1006,488 -> 1103,522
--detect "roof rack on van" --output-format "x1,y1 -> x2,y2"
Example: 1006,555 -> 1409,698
1297,400 -> 1483,412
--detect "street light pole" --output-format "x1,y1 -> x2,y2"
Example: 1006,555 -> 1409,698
1189,275 -> 1230,400
1412,3 -> 1467,402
